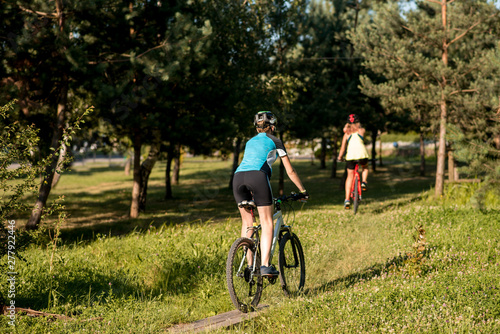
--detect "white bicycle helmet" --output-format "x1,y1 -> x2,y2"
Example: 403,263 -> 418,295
253,111 -> 277,128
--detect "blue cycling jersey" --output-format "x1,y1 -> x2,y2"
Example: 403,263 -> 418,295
235,133 -> 287,177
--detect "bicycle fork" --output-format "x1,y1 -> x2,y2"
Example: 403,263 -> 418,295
282,235 -> 300,270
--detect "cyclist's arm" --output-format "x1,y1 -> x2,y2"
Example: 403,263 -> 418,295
280,155 -> 306,193
338,133 -> 348,160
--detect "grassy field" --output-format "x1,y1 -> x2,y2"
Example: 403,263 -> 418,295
1,157 -> 499,333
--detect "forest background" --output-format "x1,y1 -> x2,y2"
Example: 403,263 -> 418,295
1,0 -> 500,228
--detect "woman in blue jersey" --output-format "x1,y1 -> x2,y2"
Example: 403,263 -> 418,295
337,114 -> 370,209
233,111 -> 308,277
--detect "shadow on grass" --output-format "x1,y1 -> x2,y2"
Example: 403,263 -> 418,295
304,246 -> 436,297
17,245 -> 229,312
65,165 -> 126,176
18,265 -> 141,312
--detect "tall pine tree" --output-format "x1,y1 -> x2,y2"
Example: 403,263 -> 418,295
353,0 -> 500,197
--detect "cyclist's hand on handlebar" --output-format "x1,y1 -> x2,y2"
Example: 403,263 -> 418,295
297,190 -> 309,201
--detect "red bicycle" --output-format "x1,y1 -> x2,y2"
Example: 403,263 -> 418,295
339,158 -> 372,214
350,162 -> 362,214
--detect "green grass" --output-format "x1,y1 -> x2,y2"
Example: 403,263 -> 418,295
380,131 -> 421,143
1,157 -> 499,333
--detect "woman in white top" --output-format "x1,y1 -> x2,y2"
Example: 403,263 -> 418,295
337,114 -> 370,209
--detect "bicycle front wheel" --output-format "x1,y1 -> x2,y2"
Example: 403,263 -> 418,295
278,232 -> 305,296
226,237 -> 263,312
352,177 -> 359,214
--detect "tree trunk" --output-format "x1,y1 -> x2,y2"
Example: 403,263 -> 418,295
378,131 -> 384,167
370,128 -> 377,172
130,131 -> 142,218
320,137 -> 327,169
138,129 -> 162,212
435,100 -> 447,197
165,147 -> 174,200
331,133 -> 338,179
26,0 -> 67,230
172,144 -> 181,185
494,134 -> 500,150
419,131 -> 426,176
310,141 -> 315,165
51,141 -> 67,188
124,157 -> 132,176
448,149 -> 455,182
26,76 -> 68,230
434,137 -> 438,160
435,0 -> 448,198
229,137 -> 242,189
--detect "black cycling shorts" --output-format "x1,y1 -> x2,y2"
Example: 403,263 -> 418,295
346,159 -> 368,170
232,171 -> 273,206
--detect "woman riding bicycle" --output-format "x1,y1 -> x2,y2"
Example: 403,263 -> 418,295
337,114 -> 370,209
232,111 -> 308,277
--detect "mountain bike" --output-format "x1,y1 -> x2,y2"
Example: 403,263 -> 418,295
226,193 -> 307,313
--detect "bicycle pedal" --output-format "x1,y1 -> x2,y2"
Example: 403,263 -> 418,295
267,276 -> 277,284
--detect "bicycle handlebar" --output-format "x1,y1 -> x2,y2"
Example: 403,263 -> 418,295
275,192 -> 308,203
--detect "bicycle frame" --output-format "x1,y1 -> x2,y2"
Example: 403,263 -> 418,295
350,163 -> 362,200
269,209 -> 284,265
244,198 -> 290,271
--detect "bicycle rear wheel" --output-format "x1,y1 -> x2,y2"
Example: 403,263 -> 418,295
352,177 -> 359,214
226,237 -> 263,312
278,232 -> 305,296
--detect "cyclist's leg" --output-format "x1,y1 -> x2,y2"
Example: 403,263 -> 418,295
360,159 -> 369,189
233,172 -> 257,265
237,207 -> 255,267
238,171 -> 277,275
233,172 -> 254,238
242,171 -> 274,268
256,205 -> 273,266
345,161 -> 355,201
238,207 -> 254,238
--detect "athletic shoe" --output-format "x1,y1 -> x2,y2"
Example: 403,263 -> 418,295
362,182 -> 367,191
344,200 -> 350,209
260,265 -> 279,277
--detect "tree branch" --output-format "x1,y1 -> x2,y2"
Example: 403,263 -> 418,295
426,0 -> 456,4
425,0 -> 442,5
447,12 -> 498,47
446,20 -> 482,47
402,25 -> 441,49
88,41 -> 170,65
449,89 -> 477,96
88,34 -> 210,65
18,6 -> 57,18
